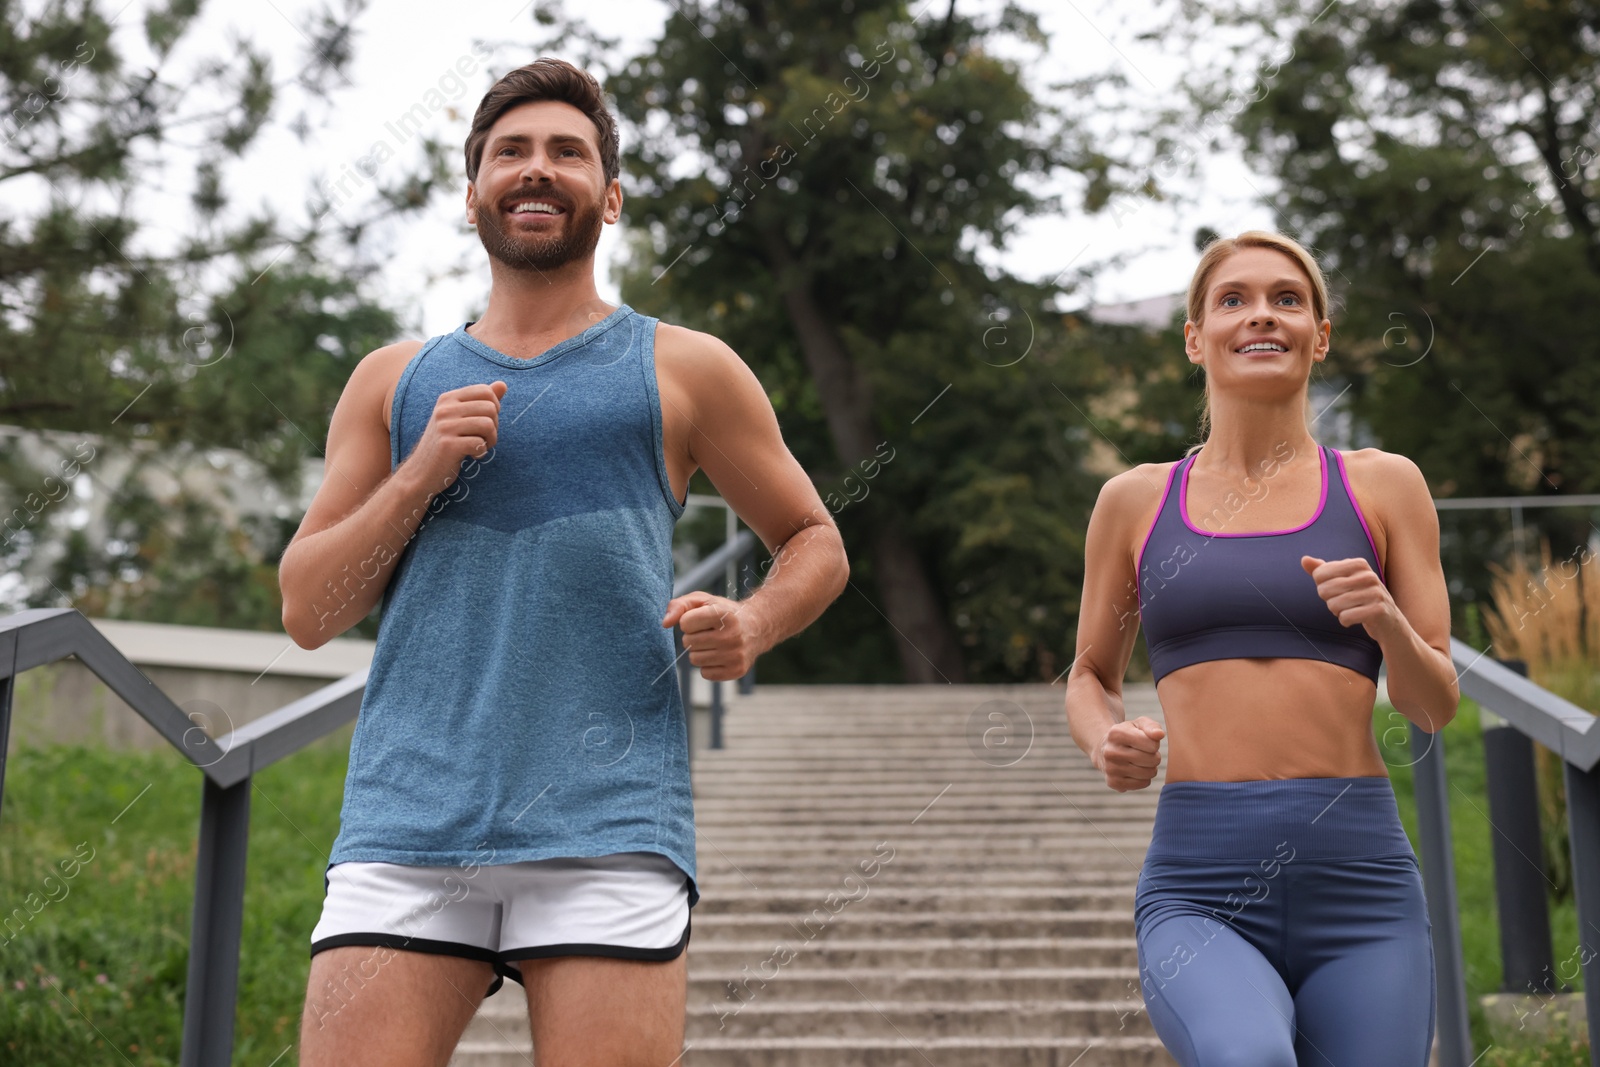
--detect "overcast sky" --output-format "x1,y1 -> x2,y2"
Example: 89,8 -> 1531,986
82,0 -> 1279,339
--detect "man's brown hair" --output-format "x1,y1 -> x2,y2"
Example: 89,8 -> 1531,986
464,57 -> 620,186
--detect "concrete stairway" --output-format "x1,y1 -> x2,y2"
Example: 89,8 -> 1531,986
452,684 -> 1173,1066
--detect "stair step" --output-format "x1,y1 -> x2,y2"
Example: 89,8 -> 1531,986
686,937 -> 1141,970
678,1038 -> 1167,1067
687,967 -> 1146,1003
690,912 -> 1134,941
696,888 -> 1132,912
453,1035 -> 1170,1067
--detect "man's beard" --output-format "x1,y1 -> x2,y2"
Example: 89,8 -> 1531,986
474,188 -> 605,274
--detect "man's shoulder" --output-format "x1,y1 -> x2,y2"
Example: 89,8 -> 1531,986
348,339 -> 427,431
652,320 -> 743,372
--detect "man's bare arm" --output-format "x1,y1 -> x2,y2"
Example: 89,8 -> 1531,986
279,343 -> 506,648
655,326 -> 848,679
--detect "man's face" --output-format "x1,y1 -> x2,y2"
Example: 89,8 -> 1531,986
465,100 -> 621,274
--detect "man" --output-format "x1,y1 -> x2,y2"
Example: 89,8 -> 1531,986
279,57 -> 848,1067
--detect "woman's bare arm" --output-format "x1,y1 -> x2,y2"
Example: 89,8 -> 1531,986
1066,467 -> 1170,791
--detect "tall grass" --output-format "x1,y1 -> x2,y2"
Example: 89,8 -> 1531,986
1483,541 -> 1600,905
0,734 -> 349,1066
1485,539 -> 1600,712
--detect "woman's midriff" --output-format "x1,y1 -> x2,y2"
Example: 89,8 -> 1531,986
1156,657 -> 1391,782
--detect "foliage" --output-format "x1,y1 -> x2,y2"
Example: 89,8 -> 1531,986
0,0 -> 454,631
598,0 -> 1141,681
1191,0 -> 1600,514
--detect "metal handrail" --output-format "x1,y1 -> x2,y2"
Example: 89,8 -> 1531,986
1416,638 -> 1600,1067
1452,645 -> 1600,768
1432,494 -> 1600,510
0,524 -> 762,1066
674,528 -> 758,597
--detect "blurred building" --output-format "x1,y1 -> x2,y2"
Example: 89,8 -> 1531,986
0,423 -> 321,613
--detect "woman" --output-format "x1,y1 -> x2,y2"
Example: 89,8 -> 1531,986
1066,230 -> 1457,1066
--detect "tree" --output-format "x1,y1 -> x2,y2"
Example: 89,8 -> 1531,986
1160,0 -> 1600,627
600,0 -> 1131,682
1,0 -> 454,629
1195,0 -> 1600,505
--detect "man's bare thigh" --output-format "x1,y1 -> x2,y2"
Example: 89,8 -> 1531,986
522,952 -> 688,1067
300,945 -> 496,1067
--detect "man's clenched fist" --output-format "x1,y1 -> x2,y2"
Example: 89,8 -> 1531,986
661,592 -> 766,682
405,380 -> 508,492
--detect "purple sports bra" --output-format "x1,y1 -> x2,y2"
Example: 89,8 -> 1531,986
1136,445 -> 1385,685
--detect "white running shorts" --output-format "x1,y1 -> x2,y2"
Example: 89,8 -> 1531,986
310,851 -> 691,992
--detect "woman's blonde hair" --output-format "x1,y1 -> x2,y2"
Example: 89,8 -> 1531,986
1185,231 -> 1331,451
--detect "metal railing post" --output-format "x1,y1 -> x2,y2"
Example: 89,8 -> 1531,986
0,675 -> 14,828
180,775 -> 253,1067
737,547 -> 757,696
1481,660 -> 1555,993
672,526 -> 760,760
710,575 -> 726,750
676,625 -> 695,763
1562,761 -> 1600,1067
1410,722 -> 1472,1067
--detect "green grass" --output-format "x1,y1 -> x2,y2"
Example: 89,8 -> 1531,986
1381,699 -> 1587,1065
0,705 -> 1588,1064
0,733 -> 350,1065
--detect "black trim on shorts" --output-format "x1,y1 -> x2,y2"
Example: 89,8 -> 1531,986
497,911 -> 691,977
309,913 -> 691,996
310,933 -> 508,997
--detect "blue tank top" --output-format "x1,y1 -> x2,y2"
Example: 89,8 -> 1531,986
1137,444 -> 1384,685
329,306 -> 697,902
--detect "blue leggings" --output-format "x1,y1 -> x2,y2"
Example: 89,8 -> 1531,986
1134,777 -> 1435,1067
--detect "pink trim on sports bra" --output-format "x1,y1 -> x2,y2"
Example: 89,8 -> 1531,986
1179,445 -> 1329,538
1134,461 -> 1183,602
1332,449 -> 1386,583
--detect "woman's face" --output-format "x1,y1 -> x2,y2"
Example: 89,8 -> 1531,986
1183,246 -> 1330,399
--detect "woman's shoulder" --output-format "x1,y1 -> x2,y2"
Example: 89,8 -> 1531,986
1093,462 -> 1185,545
1335,447 -> 1437,549
1098,461 -> 1183,509
1336,446 -> 1430,498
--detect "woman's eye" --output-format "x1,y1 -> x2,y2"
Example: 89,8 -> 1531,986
1221,295 -> 1242,307
1279,294 -> 1300,305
